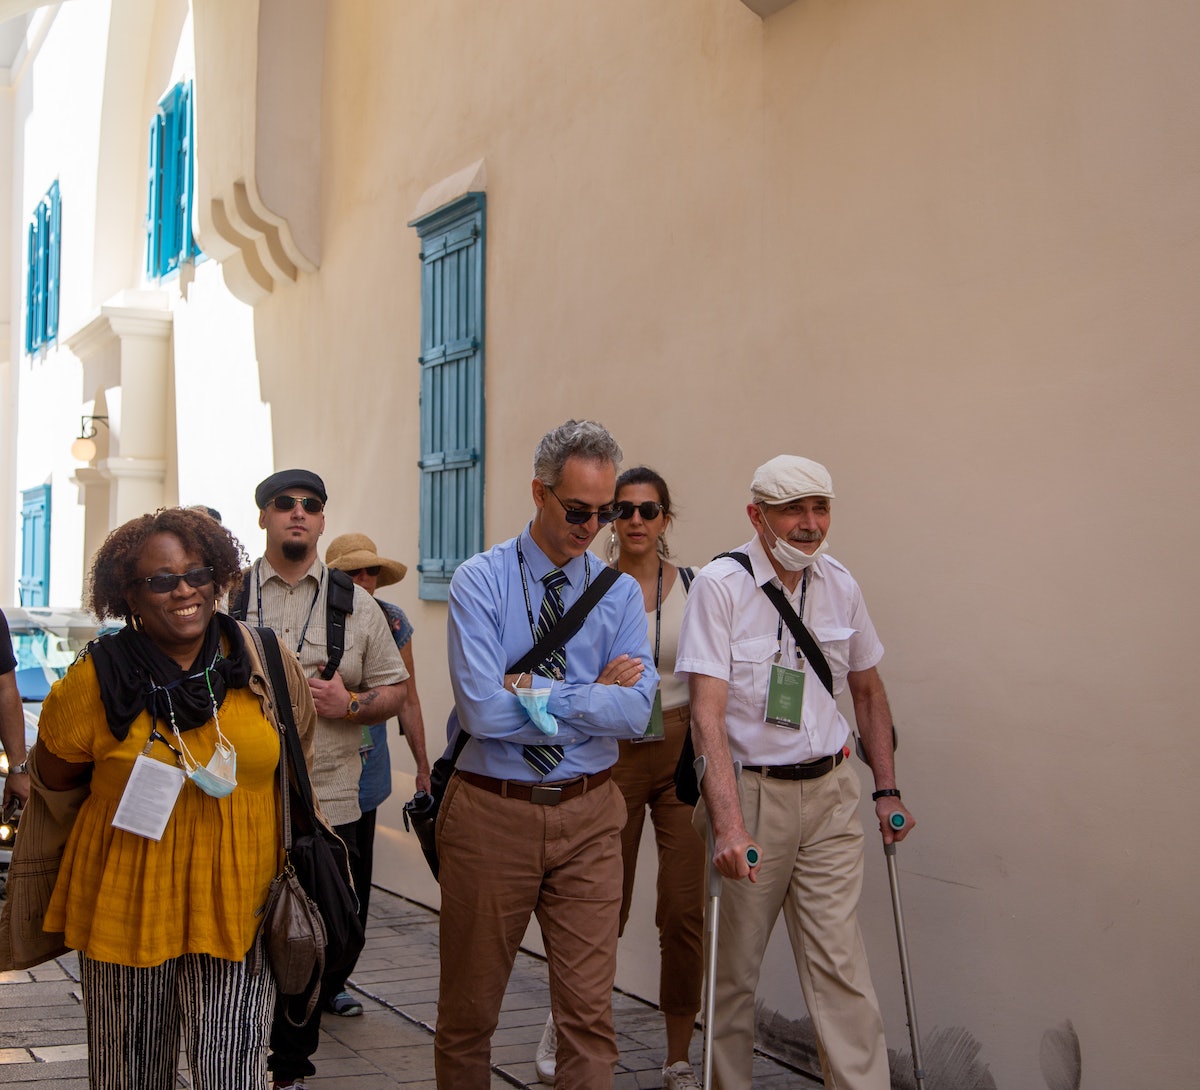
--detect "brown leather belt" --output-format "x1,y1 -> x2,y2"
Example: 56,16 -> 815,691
743,748 -> 847,781
455,767 -> 612,806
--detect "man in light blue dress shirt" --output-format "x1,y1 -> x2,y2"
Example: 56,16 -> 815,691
434,420 -> 658,1090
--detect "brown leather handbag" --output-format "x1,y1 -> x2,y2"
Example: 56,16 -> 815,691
255,743 -> 326,1025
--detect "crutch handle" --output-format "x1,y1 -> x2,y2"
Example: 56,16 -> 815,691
889,812 -> 907,831
745,846 -> 760,867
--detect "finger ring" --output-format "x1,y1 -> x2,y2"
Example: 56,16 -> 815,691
615,679 -> 622,686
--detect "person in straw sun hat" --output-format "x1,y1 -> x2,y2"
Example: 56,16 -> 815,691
320,532 -> 430,1019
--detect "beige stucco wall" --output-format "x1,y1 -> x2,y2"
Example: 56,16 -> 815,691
231,2 -> 1199,1085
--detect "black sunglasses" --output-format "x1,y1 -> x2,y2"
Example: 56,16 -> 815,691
134,566 -> 214,594
345,566 -> 381,578
545,484 -> 617,526
612,500 -> 665,521
271,495 -> 325,514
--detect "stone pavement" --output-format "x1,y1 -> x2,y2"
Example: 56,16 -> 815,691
0,888 -> 822,1088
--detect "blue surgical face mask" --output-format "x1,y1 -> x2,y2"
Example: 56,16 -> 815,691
514,685 -> 559,736
188,741 -> 237,799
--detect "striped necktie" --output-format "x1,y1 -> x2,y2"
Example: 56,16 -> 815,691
523,568 -> 568,776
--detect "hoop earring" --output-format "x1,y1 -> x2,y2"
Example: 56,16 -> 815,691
606,528 -> 619,565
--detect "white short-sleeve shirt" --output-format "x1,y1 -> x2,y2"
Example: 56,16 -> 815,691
675,535 -> 883,768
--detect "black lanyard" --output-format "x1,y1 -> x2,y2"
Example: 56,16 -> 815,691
515,535 -> 590,645
255,558 -> 322,656
775,570 -> 808,663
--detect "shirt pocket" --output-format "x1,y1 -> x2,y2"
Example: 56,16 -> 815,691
729,634 -> 778,714
809,625 -> 855,689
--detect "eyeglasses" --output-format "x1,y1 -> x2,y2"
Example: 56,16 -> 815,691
133,567 -> 215,594
612,500 -> 665,521
345,566 -> 381,578
544,484 -> 618,526
271,495 -> 325,514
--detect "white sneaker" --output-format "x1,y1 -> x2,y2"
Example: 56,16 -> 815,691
534,1012 -> 557,1084
662,1059 -> 701,1090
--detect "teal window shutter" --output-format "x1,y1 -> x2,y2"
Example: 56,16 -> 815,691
147,81 -> 201,279
45,182 -> 61,340
410,193 -> 486,601
25,182 -> 59,353
19,485 -> 52,607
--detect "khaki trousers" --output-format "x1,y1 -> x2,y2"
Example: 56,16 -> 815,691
434,773 -> 626,1090
694,759 -> 889,1090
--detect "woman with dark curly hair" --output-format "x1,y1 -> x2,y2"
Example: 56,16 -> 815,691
26,507 -> 317,1090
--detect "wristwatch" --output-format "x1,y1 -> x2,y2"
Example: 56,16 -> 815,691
344,692 -> 361,721
10,761 -> 28,776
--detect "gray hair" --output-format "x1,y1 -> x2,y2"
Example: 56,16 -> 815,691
532,419 -> 623,487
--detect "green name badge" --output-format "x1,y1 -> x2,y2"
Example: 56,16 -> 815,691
765,663 -> 805,729
636,689 -> 665,742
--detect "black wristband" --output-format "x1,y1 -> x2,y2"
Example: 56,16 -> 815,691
872,788 -> 901,801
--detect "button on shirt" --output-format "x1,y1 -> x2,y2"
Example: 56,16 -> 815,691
675,536 -> 883,768
447,527 -> 658,782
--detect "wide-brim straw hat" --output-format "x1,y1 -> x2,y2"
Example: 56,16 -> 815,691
325,533 -> 407,588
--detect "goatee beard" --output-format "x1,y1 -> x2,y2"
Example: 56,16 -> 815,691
281,540 -> 310,563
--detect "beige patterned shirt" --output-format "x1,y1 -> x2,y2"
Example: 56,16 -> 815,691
241,556 -> 408,826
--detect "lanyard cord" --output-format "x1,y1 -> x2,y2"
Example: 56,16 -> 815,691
775,570 -> 808,662
255,558 -> 322,655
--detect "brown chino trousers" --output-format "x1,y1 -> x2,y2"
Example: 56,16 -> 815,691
434,773 -> 626,1089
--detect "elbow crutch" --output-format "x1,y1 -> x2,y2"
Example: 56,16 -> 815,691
884,812 -> 926,1090
694,755 -> 759,1090
859,725 -> 926,1090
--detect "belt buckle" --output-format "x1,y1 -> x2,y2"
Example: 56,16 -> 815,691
530,784 -> 564,806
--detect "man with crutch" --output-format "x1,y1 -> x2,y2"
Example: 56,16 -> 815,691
676,455 -> 914,1090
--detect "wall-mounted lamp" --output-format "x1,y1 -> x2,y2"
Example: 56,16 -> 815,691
70,415 -> 109,462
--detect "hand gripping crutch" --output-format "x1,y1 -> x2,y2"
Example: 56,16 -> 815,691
884,812 -> 926,1090
694,755 -> 759,1090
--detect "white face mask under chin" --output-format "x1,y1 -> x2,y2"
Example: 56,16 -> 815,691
761,515 -> 828,571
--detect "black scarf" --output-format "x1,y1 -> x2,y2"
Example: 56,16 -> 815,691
90,612 -> 252,741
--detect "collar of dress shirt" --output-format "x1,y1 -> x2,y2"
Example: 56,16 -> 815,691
518,524 -> 592,589
257,553 -> 324,589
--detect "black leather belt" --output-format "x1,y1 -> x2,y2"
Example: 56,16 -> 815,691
743,749 -> 846,781
456,768 -> 612,806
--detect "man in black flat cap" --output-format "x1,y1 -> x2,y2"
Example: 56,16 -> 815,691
234,469 -> 410,1090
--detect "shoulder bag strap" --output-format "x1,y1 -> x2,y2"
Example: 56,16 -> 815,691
510,564 -> 621,676
719,551 -> 834,698
245,624 -> 292,852
250,624 -> 322,823
321,568 -> 356,681
678,566 -> 695,592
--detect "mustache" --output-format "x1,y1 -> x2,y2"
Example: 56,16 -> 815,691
788,530 -> 823,543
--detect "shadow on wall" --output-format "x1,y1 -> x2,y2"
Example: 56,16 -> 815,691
755,1007 -> 1082,1090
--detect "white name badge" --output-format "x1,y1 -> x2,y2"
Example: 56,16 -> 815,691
112,754 -> 186,841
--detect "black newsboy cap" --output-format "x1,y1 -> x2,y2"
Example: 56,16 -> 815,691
255,468 -> 328,509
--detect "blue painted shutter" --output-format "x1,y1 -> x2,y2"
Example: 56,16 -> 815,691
182,82 -> 199,262
147,110 -> 162,276
411,194 -> 486,601
19,485 -> 51,607
24,217 -> 35,354
45,182 -> 61,341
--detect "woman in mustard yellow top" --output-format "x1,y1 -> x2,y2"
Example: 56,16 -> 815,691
33,507 -> 313,1090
